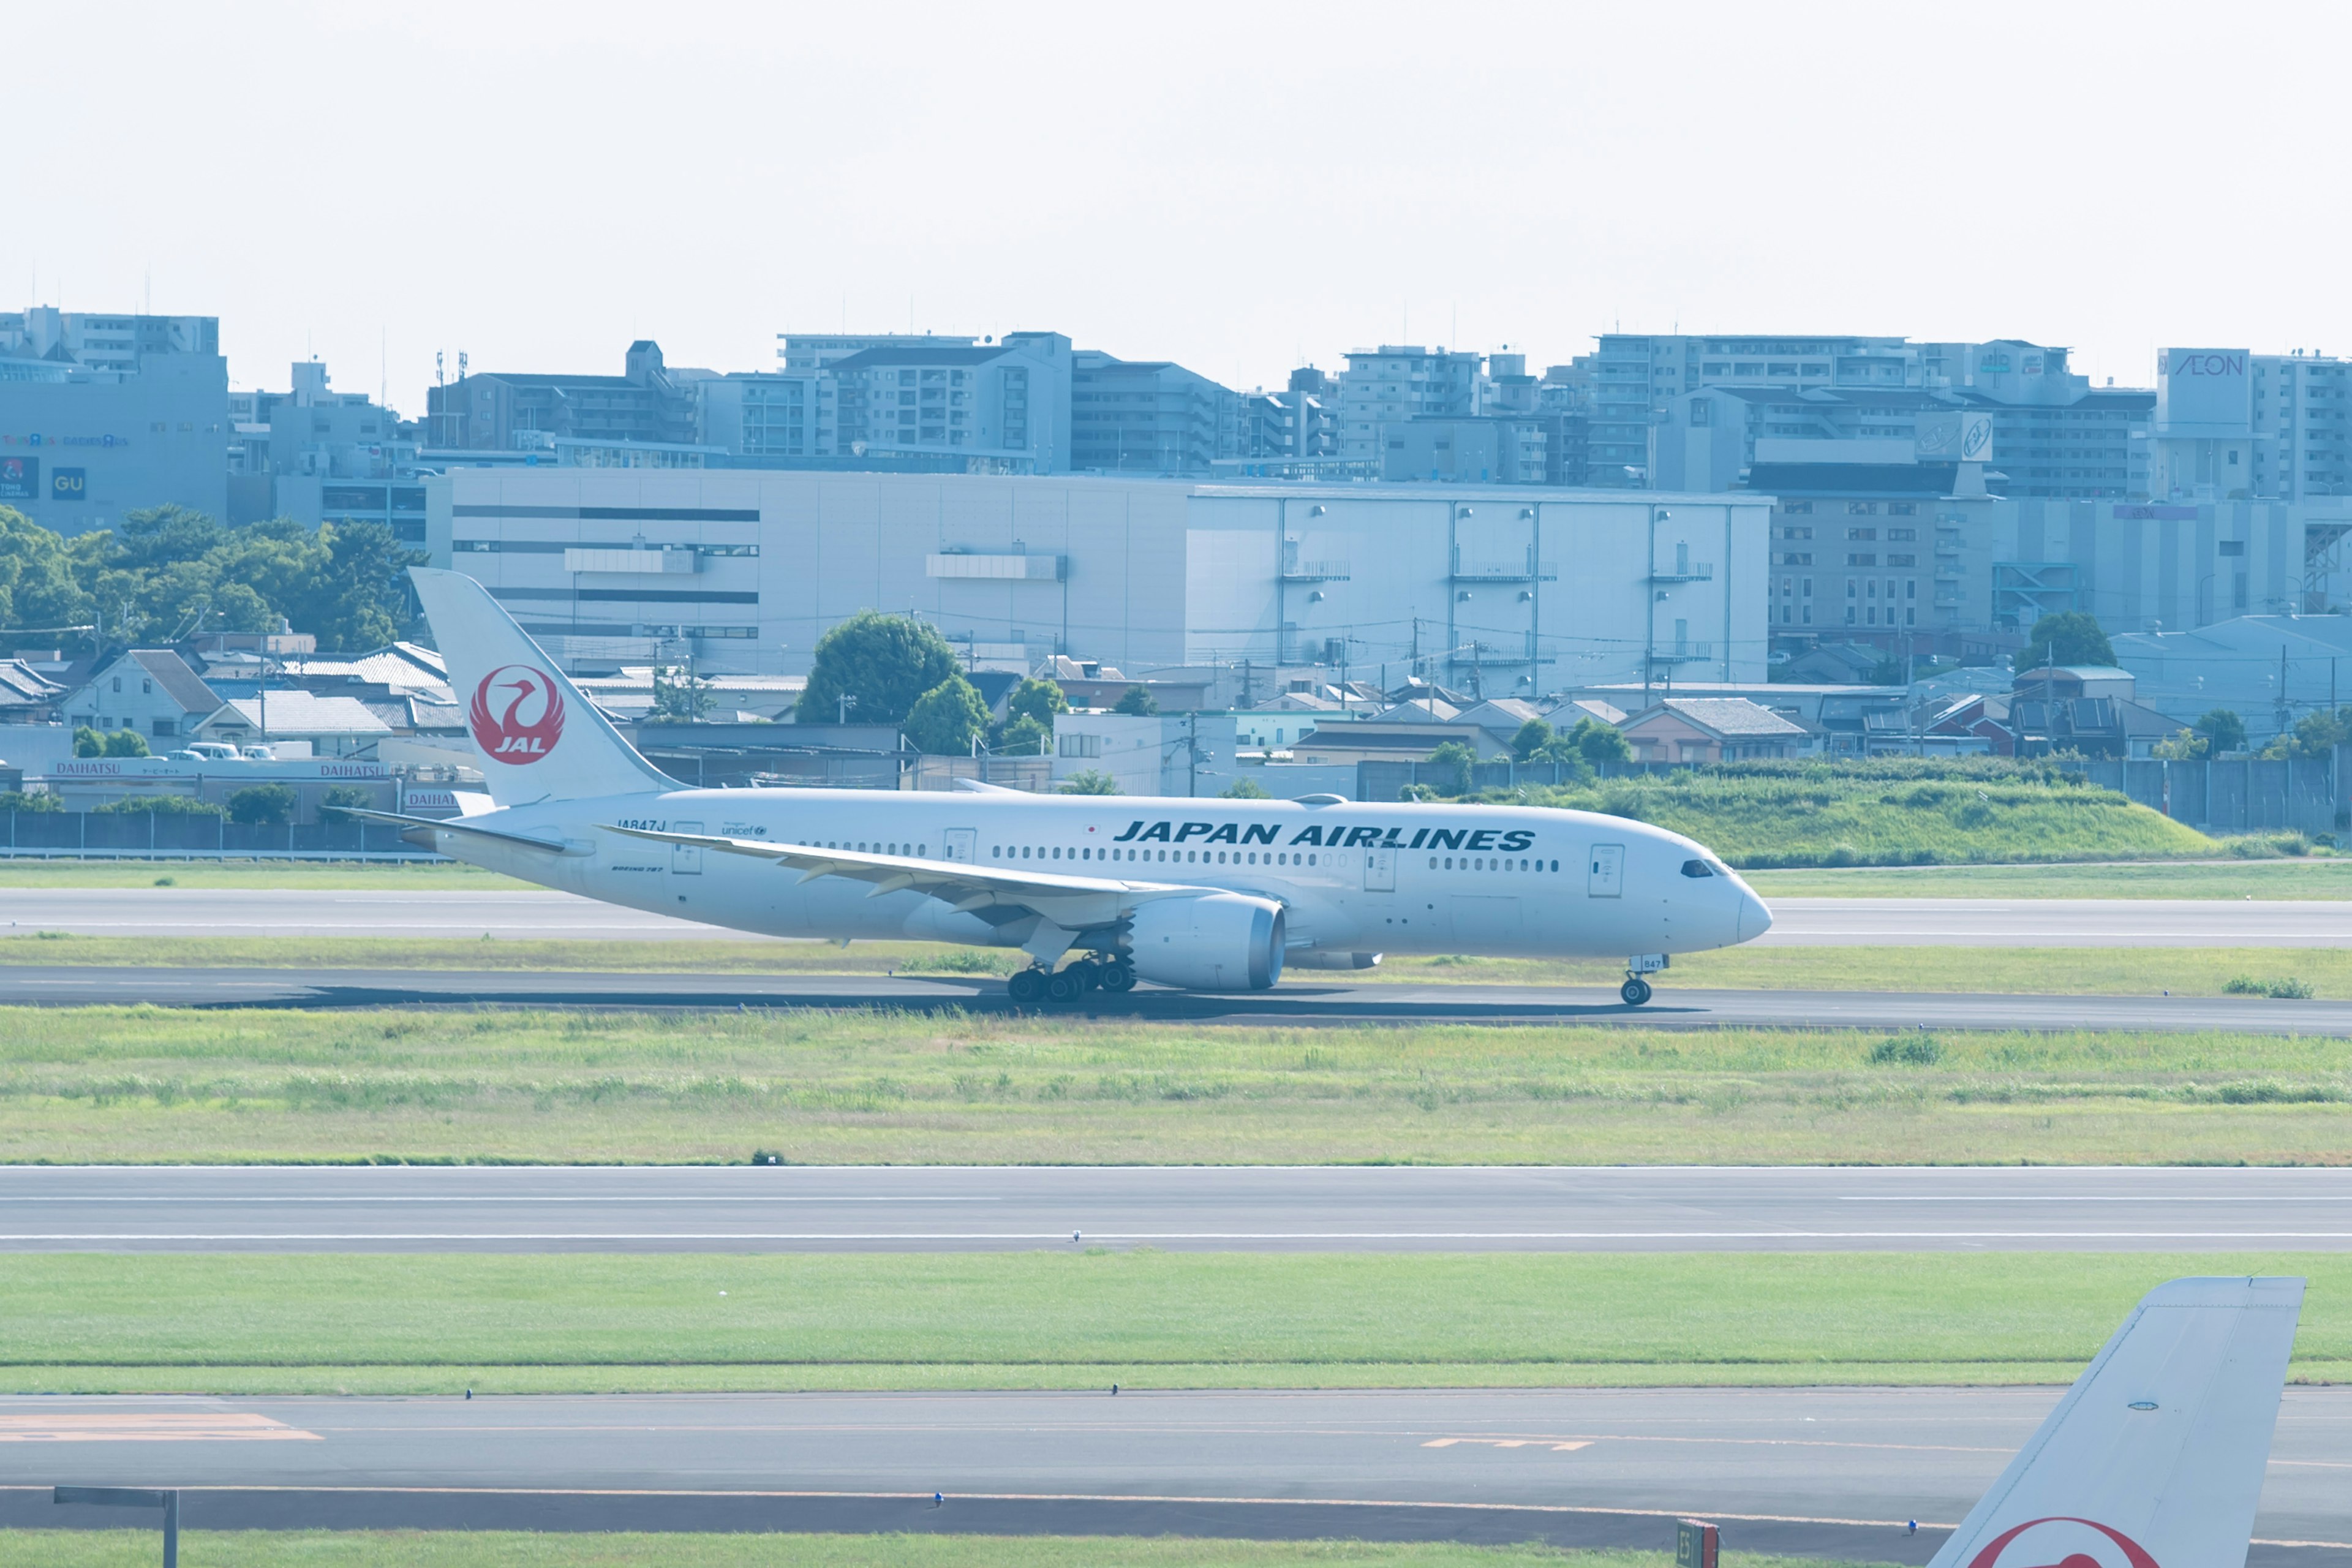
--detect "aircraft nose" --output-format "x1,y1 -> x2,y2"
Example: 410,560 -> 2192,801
1738,884 -> 1773,943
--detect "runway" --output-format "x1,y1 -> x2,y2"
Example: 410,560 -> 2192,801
6,888 -> 2351,945
4,1387 -> 2347,1560
2,962 -> 2346,1034
6,1164 -> 2351,1252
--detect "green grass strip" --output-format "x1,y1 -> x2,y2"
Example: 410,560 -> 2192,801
4,1006 -> 2352,1166
0,1534 -> 1882,1568
2,1253 -> 2343,1395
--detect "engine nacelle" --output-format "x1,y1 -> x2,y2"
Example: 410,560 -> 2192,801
1125,893 -> 1286,992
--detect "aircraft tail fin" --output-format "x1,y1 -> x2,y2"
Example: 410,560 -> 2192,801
409,566 -> 674,807
1927,1275 -> 2304,1568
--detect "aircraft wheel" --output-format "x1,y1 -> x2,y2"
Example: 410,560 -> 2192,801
1044,968 -> 1086,1005
1620,976 -> 1653,1007
1101,963 -> 1137,993
1008,968 -> 1047,1006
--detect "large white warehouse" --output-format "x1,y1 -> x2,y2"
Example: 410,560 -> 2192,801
423,469 -> 1769,695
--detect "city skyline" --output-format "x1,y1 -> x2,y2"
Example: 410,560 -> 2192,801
9,0 -> 2346,415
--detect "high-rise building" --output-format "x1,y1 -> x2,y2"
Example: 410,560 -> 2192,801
827,331 -> 1070,473
0,307 -> 229,533
424,341 -> 704,453
1069,350 -> 1238,475
1336,345 -> 1487,461
227,360 -> 421,533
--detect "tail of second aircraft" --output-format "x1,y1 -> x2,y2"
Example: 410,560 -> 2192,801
410,566 -> 673,808
1927,1275 -> 2304,1568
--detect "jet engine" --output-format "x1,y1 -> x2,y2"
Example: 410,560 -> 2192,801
1125,893 -> 1286,991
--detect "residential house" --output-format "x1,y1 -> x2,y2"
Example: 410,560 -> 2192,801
1619,698 -> 1811,763
198,692 -> 393,758
62,650 -> 226,745
0,661 -> 66,723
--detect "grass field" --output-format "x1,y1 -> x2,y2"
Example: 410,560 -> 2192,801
0,1536 -> 1871,1568
2,1006 -> 2349,1166
1746,858 -> 2352,899
0,858 -> 524,889
1524,764 -> 2219,869
2,1251 -> 2344,1395
0,933 -> 2339,1003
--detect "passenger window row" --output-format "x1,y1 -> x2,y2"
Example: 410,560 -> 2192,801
993,846 -> 1321,867
1429,857 -> 1561,873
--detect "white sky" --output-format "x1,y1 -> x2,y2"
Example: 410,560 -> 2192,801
6,1 -> 2339,412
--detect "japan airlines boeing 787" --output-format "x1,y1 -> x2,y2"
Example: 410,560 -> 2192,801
364,568 -> 1771,1005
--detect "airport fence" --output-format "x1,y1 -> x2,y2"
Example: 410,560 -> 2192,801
0,811 -> 440,860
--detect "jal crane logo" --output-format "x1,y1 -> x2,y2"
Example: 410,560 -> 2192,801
469,665 -> 566,764
1965,1517 -> 2160,1568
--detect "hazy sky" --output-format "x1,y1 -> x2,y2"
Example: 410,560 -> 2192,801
7,1 -> 2337,412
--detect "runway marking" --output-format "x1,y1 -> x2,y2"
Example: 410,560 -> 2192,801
16,1197 -> 1002,1205
0,1412 -> 318,1442
1425,1438 -> 1592,1451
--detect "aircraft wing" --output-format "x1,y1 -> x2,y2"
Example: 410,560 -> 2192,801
601,825 -> 1212,930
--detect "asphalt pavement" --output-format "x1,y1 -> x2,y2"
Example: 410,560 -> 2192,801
6,1164 -> 2350,1253
0,962 -> 2343,1033
7,888 -> 2352,945
3,1387 -> 2346,1559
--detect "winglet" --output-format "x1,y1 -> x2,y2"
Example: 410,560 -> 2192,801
1927,1275 -> 2305,1568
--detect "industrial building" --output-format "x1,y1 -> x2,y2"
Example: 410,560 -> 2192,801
0,307 -> 229,532
422,469 -> 1769,698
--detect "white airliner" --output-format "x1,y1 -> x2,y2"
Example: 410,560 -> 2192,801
1926,1275 -> 2304,1568
365,568 -> 1771,1005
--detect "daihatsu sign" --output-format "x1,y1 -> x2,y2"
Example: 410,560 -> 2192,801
2158,347 -> 2253,435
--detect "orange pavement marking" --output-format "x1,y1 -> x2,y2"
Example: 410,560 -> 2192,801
0,1412 -> 319,1442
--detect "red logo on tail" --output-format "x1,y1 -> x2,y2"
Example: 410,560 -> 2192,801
1967,1518 -> 2160,1568
469,665 -> 566,764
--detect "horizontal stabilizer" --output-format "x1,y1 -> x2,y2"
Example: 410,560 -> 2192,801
1927,1275 -> 2304,1568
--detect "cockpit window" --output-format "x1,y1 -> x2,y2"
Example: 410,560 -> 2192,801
1680,859 -> 1715,878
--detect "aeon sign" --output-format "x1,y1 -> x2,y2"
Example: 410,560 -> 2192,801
470,665 -> 566,764
1965,1517 -> 2160,1568
2162,350 -> 2246,379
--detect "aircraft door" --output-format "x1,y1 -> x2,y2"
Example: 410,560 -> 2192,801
1587,843 -> 1623,897
671,821 -> 704,875
943,828 -> 978,864
1361,848 -> 1395,892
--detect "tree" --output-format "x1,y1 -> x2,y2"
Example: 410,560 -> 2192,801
902,674 -> 990,755
1005,677 -> 1070,725
72,726 -> 104,758
319,785 -> 376,821
1423,741 -> 1478,796
648,665 -> 715,723
1564,716 -> 1632,765
1056,769 -> 1120,795
2265,707 -> 2352,761
0,506 -> 92,644
227,783 -> 296,824
2013,610 -> 2115,673
2151,728 -> 2210,760
1509,717 -> 1553,761
102,729 -> 149,758
2193,707 -> 2248,755
1220,776 -> 1270,799
794,611 -> 962,725
94,793 -> 222,816
995,714 -> 1052,756
1113,685 -> 1159,716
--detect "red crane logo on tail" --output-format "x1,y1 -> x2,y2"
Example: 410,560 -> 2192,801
470,665 -> 566,764
1966,1518 -> 2160,1568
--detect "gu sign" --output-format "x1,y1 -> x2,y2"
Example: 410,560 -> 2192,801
2158,347 -> 2253,435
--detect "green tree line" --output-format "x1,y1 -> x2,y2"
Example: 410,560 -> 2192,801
0,503 -> 425,654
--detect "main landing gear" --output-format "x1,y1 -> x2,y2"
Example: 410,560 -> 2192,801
1008,957 -> 1136,1006
1619,976 -> 1652,1007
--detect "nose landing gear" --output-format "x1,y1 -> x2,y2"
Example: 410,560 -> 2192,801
1621,954 -> 1668,1008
